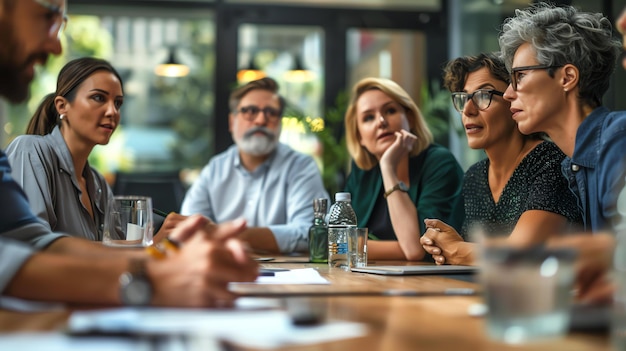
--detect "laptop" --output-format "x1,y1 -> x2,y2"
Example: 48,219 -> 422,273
350,265 -> 479,275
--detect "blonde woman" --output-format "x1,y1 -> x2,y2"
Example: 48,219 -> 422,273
344,77 -> 463,261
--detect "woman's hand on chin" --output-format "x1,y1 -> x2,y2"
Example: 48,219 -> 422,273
379,130 -> 417,171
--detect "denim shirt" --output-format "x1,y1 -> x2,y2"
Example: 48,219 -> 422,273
561,107 -> 626,232
0,149 -> 66,292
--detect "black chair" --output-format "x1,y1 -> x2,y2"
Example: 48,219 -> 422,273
112,170 -> 186,214
113,170 -> 187,234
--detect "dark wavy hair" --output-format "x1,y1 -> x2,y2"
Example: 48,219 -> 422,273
442,52 -> 509,93
26,57 -> 124,135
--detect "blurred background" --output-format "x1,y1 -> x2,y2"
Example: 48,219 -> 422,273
1,0 -> 624,199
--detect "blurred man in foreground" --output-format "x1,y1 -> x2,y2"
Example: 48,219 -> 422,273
0,0 -> 257,307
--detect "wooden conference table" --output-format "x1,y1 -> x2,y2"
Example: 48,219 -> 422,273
0,256 -> 610,351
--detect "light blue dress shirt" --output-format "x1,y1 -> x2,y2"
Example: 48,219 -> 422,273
181,143 -> 329,253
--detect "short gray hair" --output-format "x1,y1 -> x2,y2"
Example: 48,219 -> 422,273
499,2 -> 620,108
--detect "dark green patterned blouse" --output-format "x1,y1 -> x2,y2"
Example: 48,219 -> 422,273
461,141 -> 582,240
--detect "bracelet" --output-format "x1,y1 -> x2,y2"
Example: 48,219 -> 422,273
145,237 -> 181,260
384,181 -> 409,199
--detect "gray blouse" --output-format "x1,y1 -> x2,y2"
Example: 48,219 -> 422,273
6,127 -> 116,241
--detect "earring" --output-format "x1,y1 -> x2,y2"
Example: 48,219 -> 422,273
59,114 -> 65,121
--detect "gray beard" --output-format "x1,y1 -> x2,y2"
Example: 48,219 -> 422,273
236,134 -> 279,156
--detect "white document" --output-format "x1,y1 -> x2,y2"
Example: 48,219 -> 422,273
125,223 -> 144,241
68,308 -> 366,349
252,268 -> 330,285
0,333 -> 223,351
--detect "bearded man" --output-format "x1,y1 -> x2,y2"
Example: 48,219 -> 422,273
181,77 -> 329,254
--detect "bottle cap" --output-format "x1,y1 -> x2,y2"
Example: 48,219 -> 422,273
313,198 -> 328,213
335,192 -> 351,202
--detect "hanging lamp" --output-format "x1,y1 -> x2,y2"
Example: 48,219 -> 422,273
154,48 -> 190,78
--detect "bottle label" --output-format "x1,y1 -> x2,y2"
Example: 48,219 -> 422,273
328,241 -> 348,254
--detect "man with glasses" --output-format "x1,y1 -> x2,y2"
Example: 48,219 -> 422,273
181,77 -> 329,254
0,0 -> 258,307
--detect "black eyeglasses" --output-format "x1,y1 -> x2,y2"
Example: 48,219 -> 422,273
450,89 -> 504,113
510,65 -> 562,91
236,105 -> 281,122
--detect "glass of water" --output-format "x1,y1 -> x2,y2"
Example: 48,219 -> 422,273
103,195 -> 154,248
480,246 -> 577,344
348,227 -> 368,268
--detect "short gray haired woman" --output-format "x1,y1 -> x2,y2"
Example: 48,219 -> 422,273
500,3 -> 624,233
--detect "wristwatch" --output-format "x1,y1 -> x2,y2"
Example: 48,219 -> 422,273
384,181 -> 409,198
119,258 -> 153,306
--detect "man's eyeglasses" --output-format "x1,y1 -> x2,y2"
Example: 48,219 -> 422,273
451,89 -> 504,113
236,105 -> 281,122
34,0 -> 68,39
510,65 -> 562,91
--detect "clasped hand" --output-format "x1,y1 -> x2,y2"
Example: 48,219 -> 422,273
148,215 -> 258,307
420,218 -> 466,265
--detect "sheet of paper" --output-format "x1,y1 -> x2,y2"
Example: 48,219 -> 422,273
251,268 -> 330,285
68,308 -> 366,349
125,223 -> 144,241
0,333 -> 223,351
0,333 -> 156,351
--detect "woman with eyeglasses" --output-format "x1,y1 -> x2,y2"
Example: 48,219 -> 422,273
420,53 -> 581,266
6,57 -> 185,241
343,77 -> 464,261
500,3 -> 624,233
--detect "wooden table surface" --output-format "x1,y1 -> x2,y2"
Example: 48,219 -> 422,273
0,258 -> 610,351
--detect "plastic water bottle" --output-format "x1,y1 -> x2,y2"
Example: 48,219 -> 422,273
328,192 -> 357,268
308,198 -> 329,263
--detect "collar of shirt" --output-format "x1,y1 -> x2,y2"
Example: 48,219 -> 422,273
49,126 -> 105,211
571,106 -> 608,169
232,144 -> 281,176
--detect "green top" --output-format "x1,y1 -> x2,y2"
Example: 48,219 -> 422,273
345,144 -> 464,239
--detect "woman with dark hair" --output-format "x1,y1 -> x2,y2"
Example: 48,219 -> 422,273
7,57 -> 183,241
420,53 -> 581,265
343,77 -> 464,261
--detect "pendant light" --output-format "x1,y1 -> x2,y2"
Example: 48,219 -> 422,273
237,56 -> 266,83
284,54 -> 314,83
155,47 -> 190,78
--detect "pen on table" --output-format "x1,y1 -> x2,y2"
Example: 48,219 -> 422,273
152,208 -> 170,218
258,268 -> 290,276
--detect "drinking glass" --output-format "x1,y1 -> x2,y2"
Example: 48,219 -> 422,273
103,195 -> 154,247
480,246 -> 576,344
348,227 -> 368,268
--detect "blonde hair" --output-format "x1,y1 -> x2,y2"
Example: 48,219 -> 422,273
345,77 -> 433,170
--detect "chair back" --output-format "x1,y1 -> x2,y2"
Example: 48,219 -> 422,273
112,170 -> 186,214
